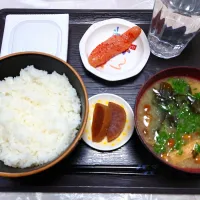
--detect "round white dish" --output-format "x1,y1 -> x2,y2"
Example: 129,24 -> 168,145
79,18 -> 150,81
82,93 -> 134,151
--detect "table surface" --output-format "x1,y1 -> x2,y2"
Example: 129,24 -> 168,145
0,0 -> 199,199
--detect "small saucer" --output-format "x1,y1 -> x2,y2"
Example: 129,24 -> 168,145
79,18 -> 150,81
82,93 -> 134,151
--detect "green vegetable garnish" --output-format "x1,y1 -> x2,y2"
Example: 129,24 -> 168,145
177,104 -> 200,133
178,149 -> 183,155
168,78 -> 190,95
192,143 -> 200,158
194,92 -> 200,100
154,131 -> 170,154
155,104 -> 200,153
194,143 -> 200,154
153,78 -> 200,155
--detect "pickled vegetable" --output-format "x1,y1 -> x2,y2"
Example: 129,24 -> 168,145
107,102 -> 126,142
92,103 -> 111,142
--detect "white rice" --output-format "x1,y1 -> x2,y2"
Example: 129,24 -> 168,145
0,66 -> 81,168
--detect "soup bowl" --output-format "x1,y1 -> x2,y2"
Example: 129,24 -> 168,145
0,52 -> 88,177
134,66 -> 200,173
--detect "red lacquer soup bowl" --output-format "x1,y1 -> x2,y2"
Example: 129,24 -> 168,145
134,66 -> 200,173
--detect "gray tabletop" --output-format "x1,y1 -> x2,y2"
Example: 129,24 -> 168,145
0,193 -> 199,200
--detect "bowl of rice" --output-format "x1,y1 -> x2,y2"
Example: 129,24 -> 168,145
0,52 -> 88,177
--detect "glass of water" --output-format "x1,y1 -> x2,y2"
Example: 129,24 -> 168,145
148,0 -> 200,59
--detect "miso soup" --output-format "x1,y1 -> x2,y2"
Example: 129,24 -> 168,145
137,77 -> 200,168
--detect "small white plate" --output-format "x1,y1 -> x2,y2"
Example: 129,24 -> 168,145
82,93 -> 134,151
79,18 -> 150,81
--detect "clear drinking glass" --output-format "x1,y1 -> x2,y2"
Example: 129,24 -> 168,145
148,0 -> 200,59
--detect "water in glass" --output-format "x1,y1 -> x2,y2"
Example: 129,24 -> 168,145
148,0 -> 200,59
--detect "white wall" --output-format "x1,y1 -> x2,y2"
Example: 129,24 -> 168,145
0,0 -> 154,9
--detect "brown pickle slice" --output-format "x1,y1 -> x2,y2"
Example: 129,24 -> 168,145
92,103 -> 111,142
107,102 -> 126,142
